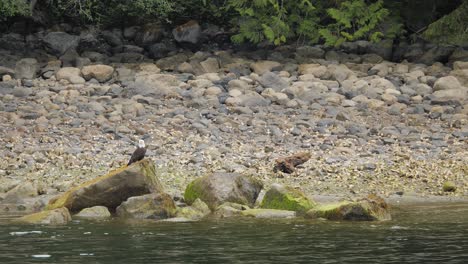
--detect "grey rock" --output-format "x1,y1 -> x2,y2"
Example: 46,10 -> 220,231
173,20 -> 202,44
75,206 -> 111,219
15,58 -> 38,79
42,32 -> 80,56
257,72 -> 289,91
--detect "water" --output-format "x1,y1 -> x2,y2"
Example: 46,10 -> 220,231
1,203 -> 468,264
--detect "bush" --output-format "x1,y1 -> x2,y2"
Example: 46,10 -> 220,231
319,0 -> 390,47
0,0 -> 30,21
228,0 -> 320,45
44,0 -> 174,25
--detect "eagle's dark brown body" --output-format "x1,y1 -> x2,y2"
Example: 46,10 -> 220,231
128,140 -> 146,166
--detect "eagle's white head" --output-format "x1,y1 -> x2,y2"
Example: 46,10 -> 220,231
138,140 -> 145,148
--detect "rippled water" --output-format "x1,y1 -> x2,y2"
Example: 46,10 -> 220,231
1,203 -> 468,264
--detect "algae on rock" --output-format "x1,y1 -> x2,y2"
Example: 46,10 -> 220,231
306,194 -> 391,221
17,207 -> 72,225
47,159 -> 164,213
184,172 -> 263,211
260,184 -> 316,213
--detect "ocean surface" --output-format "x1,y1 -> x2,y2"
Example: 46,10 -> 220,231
1,203 -> 467,264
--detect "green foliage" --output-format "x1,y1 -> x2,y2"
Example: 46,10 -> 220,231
0,0 -> 30,20
228,0 -> 320,45
45,0 -> 174,24
422,0 -> 468,45
319,0 -> 390,47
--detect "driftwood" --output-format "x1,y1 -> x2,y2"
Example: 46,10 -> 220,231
273,152 -> 311,174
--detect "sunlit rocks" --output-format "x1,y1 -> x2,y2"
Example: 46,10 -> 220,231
47,159 -> 164,213
241,209 -> 296,219
116,193 -> 176,220
260,184 -> 316,213
184,172 -> 263,211
81,64 -> 114,83
175,198 -> 211,220
75,206 -> 111,219
18,207 -> 72,225
306,194 -> 391,221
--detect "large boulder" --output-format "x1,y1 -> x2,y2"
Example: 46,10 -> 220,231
15,58 -> 39,79
135,23 -> 164,46
128,73 -> 182,97
2,182 -> 38,203
257,72 -> 289,92
250,61 -> 281,75
213,202 -> 250,218
260,184 -> 315,213
184,172 -> 263,210
81,64 -> 114,82
56,67 -> 85,84
42,32 -> 80,56
175,198 -> 211,220
47,159 -> 164,213
434,76 -> 463,91
74,206 -> 111,219
306,194 -> 391,221
116,193 -> 176,220
17,207 -> 72,225
173,20 -> 202,44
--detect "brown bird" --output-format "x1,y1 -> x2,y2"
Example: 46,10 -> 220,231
128,140 -> 146,166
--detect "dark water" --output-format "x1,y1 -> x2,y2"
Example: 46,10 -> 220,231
1,204 -> 468,264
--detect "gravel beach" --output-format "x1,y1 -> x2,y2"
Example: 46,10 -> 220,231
0,47 -> 467,206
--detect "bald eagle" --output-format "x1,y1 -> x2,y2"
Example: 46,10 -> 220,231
128,140 -> 146,166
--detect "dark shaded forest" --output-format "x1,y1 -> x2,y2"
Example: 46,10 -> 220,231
1,0 -> 467,46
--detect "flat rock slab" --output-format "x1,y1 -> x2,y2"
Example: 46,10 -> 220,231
241,209 -> 296,219
17,207 -> 72,225
47,159 -> 163,213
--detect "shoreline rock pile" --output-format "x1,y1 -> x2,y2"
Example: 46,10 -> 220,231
16,160 -> 392,224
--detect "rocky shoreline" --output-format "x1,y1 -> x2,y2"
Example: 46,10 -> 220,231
1,36 -> 467,215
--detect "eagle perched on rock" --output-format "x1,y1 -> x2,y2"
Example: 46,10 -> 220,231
128,140 -> 146,166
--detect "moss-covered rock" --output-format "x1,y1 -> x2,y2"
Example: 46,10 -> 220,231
74,206 -> 111,219
260,184 -> 316,213
213,202 -> 250,218
175,198 -> 211,220
306,194 -> 391,221
442,181 -> 457,192
184,172 -> 263,211
241,209 -> 296,219
17,207 -> 72,225
116,193 -> 176,220
47,159 -> 163,213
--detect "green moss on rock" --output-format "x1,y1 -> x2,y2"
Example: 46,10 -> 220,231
260,184 -> 316,213
17,207 -> 72,225
183,172 -> 263,210
47,159 -> 164,213
306,194 -> 391,221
